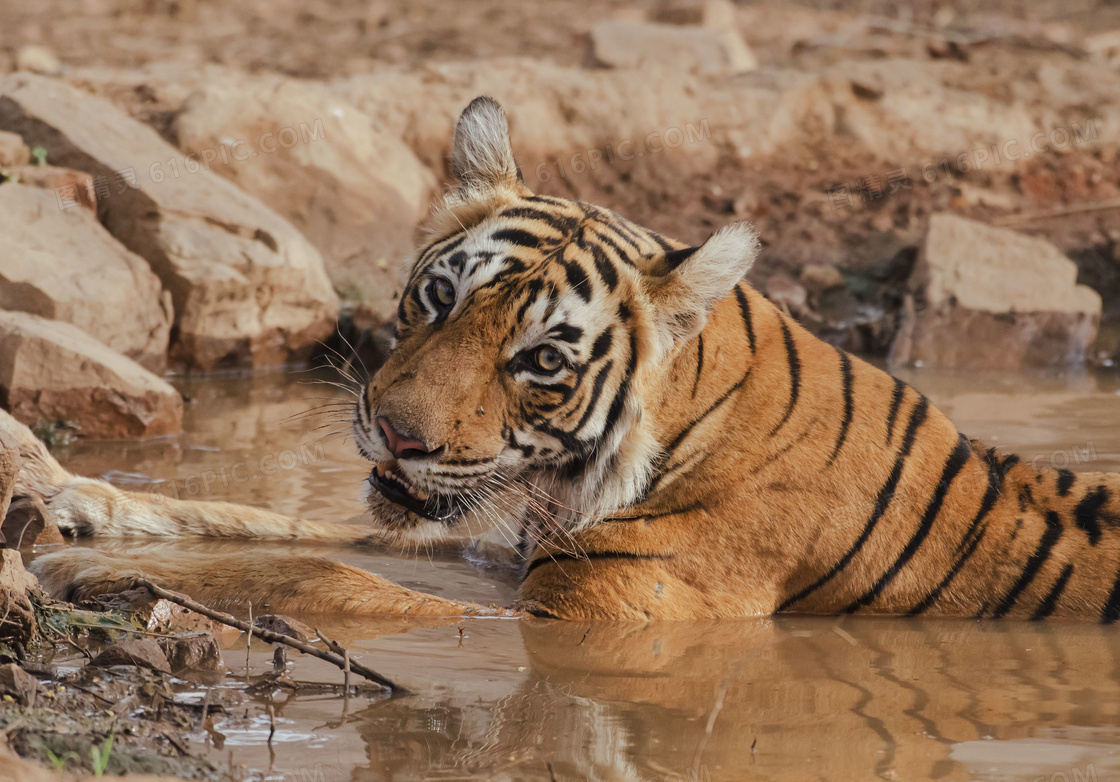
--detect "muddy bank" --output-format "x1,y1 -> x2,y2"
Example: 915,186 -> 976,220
0,545 -> 396,781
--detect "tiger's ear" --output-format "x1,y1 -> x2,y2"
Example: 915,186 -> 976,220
644,222 -> 760,352
450,96 -> 526,193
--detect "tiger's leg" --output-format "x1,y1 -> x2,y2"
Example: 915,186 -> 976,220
2,408 -> 374,544
31,548 -> 507,617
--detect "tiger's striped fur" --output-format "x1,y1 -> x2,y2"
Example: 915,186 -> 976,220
27,96 -> 1120,623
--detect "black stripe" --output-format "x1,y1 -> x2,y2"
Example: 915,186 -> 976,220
525,194 -> 569,206
885,377 -> 906,444
492,228 -> 543,249
663,246 -> 699,270
607,214 -> 649,249
770,317 -> 801,436
1031,563 -> 1074,621
601,501 -> 705,525
514,279 -> 545,323
595,331 -> 638,450
1101,562 -> 1120,623
843,434 -> 971,613
647,231 -> 676,253
1057,469 -> 1076,497
550,323 -> 583,344
827,349 -> 855,466
662,370 -> 750,459
446,250 -> 468,272
1074,485 -> 1111,546
907,450 -> 1004,616
733,285 -> 756,353
500,207 -> 575,235
561,259 -> 593,302
777,397 -> 930,613
569,360 -> 614,435
524,550 -> 669,577
589,328 -> 613,362
416,233 -> 466,271
988,512 -> 1064,619
588,227 -> 636,268
588,244 -> 619,291
691,334 -> 704,399
601,220 -> 642,253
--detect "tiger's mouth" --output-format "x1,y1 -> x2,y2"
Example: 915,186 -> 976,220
368,461 -> 464,523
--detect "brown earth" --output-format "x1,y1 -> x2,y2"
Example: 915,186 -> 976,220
1,0 -> 1120,368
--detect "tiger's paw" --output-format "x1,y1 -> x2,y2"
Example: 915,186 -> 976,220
30,549 -> 147,603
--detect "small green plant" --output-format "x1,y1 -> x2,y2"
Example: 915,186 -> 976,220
30,146 -> 48,166
89,730 -> 114,777
43,747 -> 80,772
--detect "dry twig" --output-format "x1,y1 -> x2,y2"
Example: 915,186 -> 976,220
133,577 -> 408,694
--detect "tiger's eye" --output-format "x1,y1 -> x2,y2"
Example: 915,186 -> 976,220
430,278 -> 455,308
532,346 -> 564,374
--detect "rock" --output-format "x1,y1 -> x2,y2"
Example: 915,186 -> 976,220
90,638 -> 172,673
15,46 -> 62,77
889,214 -> 1102,370
0,663 -> 37,705
0,131 -> 29,167
334,59 -> 828,176
1,165 -> 98,211
0,549 -> 39,646
0,73 -> 339,371
0,311 -> 184,438
765,272 -> 808,314
157,632 -> 224,673
89,589 -> 240,645
800,264 -> 846,293
254,614 -> 314,642
0,428 -> 17,525
588,20 -> 756,75
172,76 -> 436,312
0,495 -> 63,549
0,183 -> 173,370
823,60 -> 1038,161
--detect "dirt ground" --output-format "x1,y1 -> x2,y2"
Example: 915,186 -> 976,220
4,0 -> 1120,359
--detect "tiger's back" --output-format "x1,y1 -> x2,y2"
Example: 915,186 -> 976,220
521,278 -> 1120,622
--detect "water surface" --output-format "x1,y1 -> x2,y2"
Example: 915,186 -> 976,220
49,366 -> 1120,782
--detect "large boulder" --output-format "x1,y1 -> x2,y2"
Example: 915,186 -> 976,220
333,59 -> 831,175
0,311 -> 183,438
822,59 -> 1039,162
172,76 -> 437,311
890,214 -> 1102,369
0,73 -> 339,371
0,183 -> 173,371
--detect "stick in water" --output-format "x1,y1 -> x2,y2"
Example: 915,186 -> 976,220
133,577 -> 408,694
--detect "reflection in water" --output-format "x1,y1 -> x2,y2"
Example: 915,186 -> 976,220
49,367 -> 1120,781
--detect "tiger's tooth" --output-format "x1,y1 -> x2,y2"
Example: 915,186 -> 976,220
414,489 -> 429,501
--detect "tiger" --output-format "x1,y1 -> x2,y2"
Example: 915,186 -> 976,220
22,96 -> 1120,623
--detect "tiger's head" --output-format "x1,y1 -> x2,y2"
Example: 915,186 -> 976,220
354,96 -> 758,537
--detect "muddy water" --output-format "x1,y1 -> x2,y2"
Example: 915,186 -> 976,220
45,366 -> 1120,782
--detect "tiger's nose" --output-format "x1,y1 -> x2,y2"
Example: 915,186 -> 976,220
377,417 -> 442,460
